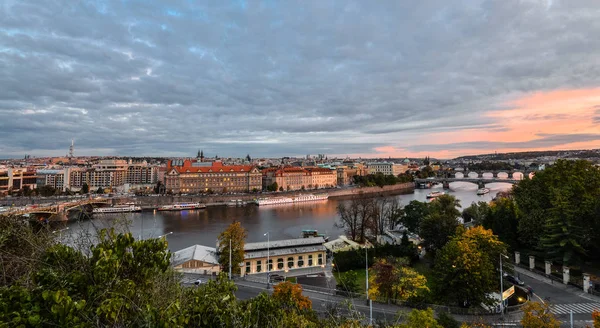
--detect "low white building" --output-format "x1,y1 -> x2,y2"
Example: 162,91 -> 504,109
172,244 -> 220,275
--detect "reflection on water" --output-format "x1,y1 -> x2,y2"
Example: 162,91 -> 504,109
65,182 -> 513,251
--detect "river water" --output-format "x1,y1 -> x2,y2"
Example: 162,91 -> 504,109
64,182 -> 513,251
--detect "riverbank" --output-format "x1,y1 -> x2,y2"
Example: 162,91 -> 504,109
0,183 -> 414,208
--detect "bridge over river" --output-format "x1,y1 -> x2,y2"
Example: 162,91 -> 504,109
0,198 -> 111,222
415,169 -> 535,189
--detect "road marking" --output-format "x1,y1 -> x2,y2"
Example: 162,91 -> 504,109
550,303 -> 600,314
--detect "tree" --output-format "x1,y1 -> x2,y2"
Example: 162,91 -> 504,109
279,186 -> 284,192
154,181 -> 164,194
398,308 -> 442,328
335,271 -> 359,293
437,312 -> 461,328
272,281 -> 312,311
520,302 -> 560,328
81,182 -> 89,194
592,310 -> 600,328
483,198 -> 519,250
420,195 -> 461,253
96,187 -> 104,194
461,201 -> 489,225
402,200 -> 430,234
335,194 -> 377,243
369,257 -> 428,303
217,221 -> 247,275
38,185 -> 57,197
433,226 -> 507,307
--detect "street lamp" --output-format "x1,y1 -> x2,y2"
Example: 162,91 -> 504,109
52,227 -> 70,239
500,253 -> 509,316
365,245 -> 373,326
264,232 -> 270,289
158,231 -> 173,239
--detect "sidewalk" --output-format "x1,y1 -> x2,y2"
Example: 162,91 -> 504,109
514,266 -> 600,303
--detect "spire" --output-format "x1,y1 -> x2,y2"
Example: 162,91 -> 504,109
69,139 -> 74,158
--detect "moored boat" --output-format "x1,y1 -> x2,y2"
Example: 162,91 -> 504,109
157,202 -> 206,211
426,191 -> 445,199
477,188 -> 490,195
255,193 -> 329,206
93,204 -> 141,214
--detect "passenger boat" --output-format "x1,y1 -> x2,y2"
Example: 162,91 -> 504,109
255,193 -> 328,206
300,229 -> 329,241
426,191 -> 445,199
93,204 -> 141,214
477,188 -> 490,195
227,199 -> 245,207
157,202 -> 206,211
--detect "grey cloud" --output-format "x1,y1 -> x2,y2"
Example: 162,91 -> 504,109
1,0 -> 600,157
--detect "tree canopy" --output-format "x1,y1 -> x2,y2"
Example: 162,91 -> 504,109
217,221 -> 248,275
419,194 -> 461,253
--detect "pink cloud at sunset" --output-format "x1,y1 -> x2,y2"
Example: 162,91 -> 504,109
364,88 -> 600,159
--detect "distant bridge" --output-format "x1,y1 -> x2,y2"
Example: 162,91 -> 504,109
415,170 -> 536,189
1,198 -> 112,221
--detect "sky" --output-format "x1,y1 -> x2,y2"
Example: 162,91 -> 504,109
1,0 -> 600,159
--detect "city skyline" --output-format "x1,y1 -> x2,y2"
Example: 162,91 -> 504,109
1,1 -> 600,158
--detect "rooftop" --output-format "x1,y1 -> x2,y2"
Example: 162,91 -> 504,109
171,244 -> 218,267
244,236 -> 325,251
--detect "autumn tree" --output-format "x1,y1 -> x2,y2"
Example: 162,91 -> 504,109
217,221 -> 248,275
592,310 -> 600,328
433,226 -> 507,307
335,194 -> 377,243
272,281 -> 312,311
420,194 -> 461,253
520,302 -> 560,328
369,257 -> 428,303
397,308 -> 442,328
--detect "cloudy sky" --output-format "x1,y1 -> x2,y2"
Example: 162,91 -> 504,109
1,0 -> 600,159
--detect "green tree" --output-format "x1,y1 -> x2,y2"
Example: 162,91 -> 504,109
402,200 -> 429,234
482,197 -> 519,250
37,184 -> 57,197
217,221 -> 248,275
335,271 -> 360,293
420,195 -> 461,253
81,182 -> 89,194
96,187 -> 104,194
461,201 -> 489,225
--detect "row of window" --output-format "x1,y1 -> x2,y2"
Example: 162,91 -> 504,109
245,254 -> 323,273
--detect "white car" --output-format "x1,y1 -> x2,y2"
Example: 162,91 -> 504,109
194,279 -> 204,286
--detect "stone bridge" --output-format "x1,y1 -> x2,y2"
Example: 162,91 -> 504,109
415,169 -> 535,189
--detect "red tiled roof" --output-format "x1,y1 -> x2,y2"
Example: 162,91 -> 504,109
168,159 -> 256,174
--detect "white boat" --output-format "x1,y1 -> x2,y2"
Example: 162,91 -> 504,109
0,207 -> 7,214
93,204 -> 141,214
426,191 -> 446,199
477,188 -> 490,195
227,199 -> 245,207
255,194 -> 328,206
157,202 -> 206,211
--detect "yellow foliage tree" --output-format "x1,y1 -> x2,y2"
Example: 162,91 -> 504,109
520,302 -> 560,328
217,221 -> 247,274
593,310 -> 600,328
272,281 -> 312,311
369,257 -> 429,303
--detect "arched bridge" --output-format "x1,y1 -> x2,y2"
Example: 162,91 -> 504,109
415,170 -> 535,189
1,198 -> 112,221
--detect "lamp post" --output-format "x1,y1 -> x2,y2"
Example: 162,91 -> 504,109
500,253 -> 509,316
365,245 -> 372,325
264,232 -> 270,289
52,227 -> 70,239
158,231 -> 173,239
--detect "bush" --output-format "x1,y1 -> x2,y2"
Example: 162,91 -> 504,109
437,311 -> 461,328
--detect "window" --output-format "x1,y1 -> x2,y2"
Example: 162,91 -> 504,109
268,259 -> 273,271
245,261 -> 251,274
308,255 -> 313,266
287,257 -> 294,269
298,255 -> 304,267
256,260 -> 262,273
277,258 -> 284,270
318,254 -> 323,265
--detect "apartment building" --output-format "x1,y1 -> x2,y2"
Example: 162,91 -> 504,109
262,166 -> 336,191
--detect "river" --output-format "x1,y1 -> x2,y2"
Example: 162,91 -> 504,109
63,182 -> 513,251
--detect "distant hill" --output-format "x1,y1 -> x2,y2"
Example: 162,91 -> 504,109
454,149 -> 600,161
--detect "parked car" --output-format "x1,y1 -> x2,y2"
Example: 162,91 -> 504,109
269,274 -> 285,283
194,279 -> 205,286
504,273 -> 525,286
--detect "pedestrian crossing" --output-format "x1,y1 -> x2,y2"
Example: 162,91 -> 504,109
550,303 -> 600,314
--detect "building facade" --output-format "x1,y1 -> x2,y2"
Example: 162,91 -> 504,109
165,160 -> 262,194
262,167 -> 336,191
0,168 -> 38,195
241,237 -> 327,277
368,162 -> 409,176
